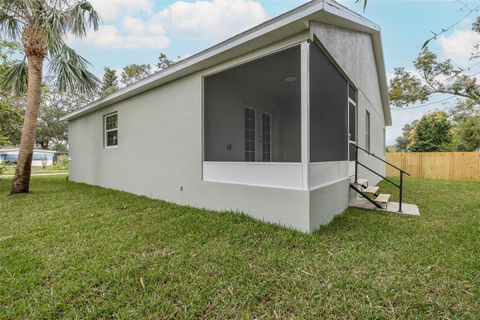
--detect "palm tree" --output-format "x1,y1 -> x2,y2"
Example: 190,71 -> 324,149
0,0 -> 101,194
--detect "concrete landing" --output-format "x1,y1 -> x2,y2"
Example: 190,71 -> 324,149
350,198 -> 420,216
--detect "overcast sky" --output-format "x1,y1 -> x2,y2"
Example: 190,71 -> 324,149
68,0 -> 480,145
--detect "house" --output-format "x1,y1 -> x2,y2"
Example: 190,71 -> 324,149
62,0 -> 394,233
0,148 -> 56,167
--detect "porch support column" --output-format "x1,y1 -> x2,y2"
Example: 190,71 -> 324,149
300,41 -> 310,191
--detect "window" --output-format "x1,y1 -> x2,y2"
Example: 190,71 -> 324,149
383,128 -> 386,154
261,112 -> 271,162
104,112 -> 118,147
365,110 -> 371,152
244,108 -> 256,161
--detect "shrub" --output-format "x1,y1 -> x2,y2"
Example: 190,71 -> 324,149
54,155 -> 69,170
0,161 -> 6,175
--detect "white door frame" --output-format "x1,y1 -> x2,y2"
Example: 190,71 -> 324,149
348,96 -> 357,176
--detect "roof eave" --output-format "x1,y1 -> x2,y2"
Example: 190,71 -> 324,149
62,0 -> 391,124
61,0 -> 326,122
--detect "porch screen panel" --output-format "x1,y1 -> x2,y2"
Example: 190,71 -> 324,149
204,45 -> 301,162
309,43 -> 348,162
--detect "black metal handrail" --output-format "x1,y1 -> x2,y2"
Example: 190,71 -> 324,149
354,143 -> 410,175
351,142 -> 410,212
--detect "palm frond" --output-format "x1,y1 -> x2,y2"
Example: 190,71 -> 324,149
67,1 -> 100,37
0,57 -> 28,95
48,44 -> 99,95
0,1 -> 25,40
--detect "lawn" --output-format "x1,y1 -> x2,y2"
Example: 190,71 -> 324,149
1,165 -> 67,176
0,176 -> 479,319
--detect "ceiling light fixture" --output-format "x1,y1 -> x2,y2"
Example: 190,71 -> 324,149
283,75 -> 297,83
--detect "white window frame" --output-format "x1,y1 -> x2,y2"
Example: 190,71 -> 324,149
347,81 -> 358,177
244,107 -> 256,162
104,112 -> 118,148
383,128 -> 386,154
348,97 -> 357,144
365,110 -> 371,152
261,111 -> 272,162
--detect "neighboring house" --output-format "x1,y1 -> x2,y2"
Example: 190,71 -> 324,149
62,0 -> 392,233
0,149 -> 56,167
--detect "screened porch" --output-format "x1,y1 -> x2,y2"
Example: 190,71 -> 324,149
202,42 -> 357,190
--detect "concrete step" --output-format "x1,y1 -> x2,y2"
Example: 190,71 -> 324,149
363,186 -> 379,194
356,178 -> 368,186
375,193 -> 391,206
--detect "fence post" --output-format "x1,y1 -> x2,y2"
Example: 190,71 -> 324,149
398,171 -> 403,213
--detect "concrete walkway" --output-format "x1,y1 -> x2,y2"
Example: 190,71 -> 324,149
350,197 -> 420,216
0,172 -> 68,179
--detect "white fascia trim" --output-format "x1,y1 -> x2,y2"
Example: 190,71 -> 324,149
61,0 -> 387,122
320,1 -> 391,126
323,0 -> 380,32
372,31 -> 392,126
61,0 -> 325,122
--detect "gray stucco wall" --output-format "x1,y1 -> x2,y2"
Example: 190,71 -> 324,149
309,178 -> 350,233
68,24 -> 388,233
310,22 -> 387,186
69,33 -> 312,233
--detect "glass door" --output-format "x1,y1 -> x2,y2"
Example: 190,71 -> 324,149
244,107 -> 256,162
261,112 -> 272,162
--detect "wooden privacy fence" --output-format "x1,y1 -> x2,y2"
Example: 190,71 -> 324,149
386,152 -> 480,181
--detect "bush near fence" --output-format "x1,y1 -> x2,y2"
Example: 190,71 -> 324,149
386,152 -> 480,181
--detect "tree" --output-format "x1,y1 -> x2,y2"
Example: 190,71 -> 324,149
0,0 -> 101,194
454,116 -> 480,151
395,122 -> 415,152
36,78 -> 93,150
0,41 -> 24,146
101,67 -> 119,97
389,48 -> 480,108
0,101 -> 23,146
408,112 -> 452,152
121,64 -> 151,86
449,100 -> 480,151
157,53 -> 178,71
36,103 -> 68,150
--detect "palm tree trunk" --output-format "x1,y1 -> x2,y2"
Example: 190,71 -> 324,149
11,55 -> 44,194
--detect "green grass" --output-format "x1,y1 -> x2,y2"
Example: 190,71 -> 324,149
1,165 -> 67,175
1,176 -> 479,319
